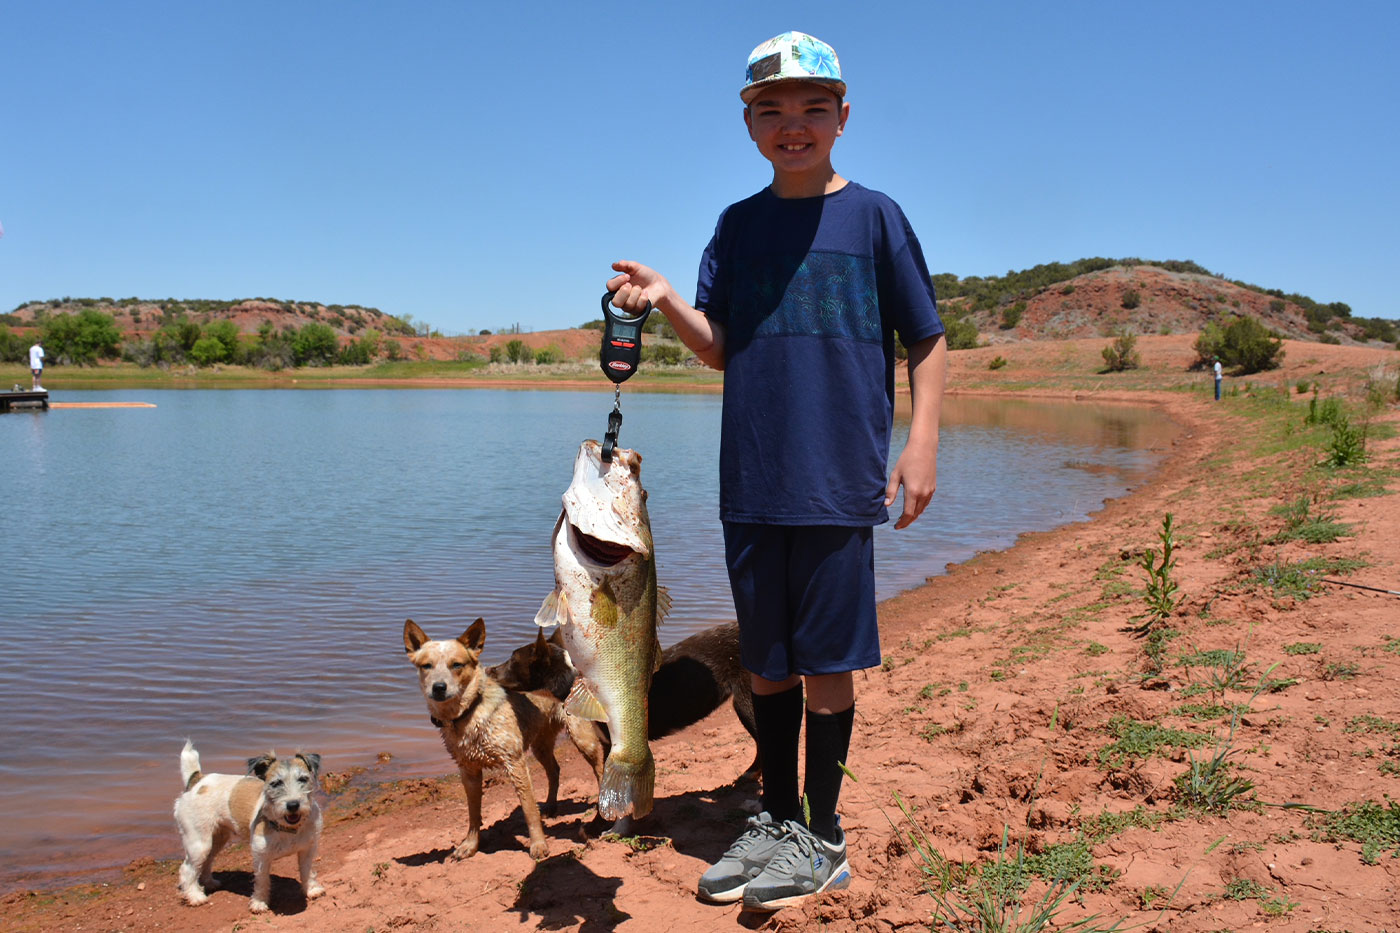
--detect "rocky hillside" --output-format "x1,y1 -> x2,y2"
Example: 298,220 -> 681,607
944,263 -> 1392,346
4,297 -> 415,339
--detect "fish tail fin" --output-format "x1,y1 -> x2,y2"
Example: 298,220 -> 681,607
598,748 -> 655,822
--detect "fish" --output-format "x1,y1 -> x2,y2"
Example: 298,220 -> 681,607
535,439 -> 669,821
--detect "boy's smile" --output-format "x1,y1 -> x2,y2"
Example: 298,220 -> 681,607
744,82 -> 850,197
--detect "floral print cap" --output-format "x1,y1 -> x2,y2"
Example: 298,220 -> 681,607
741,31 -> 845,103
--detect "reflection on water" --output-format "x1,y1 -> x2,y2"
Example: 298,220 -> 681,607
0,388 -> 1176,891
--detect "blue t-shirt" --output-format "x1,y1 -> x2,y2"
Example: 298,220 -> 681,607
695,181 -> 944,526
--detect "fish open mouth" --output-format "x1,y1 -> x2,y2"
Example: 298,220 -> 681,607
573,525 -> 635,566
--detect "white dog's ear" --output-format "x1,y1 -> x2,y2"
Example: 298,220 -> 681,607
295,752 -> 322,776
247,752 -> 278,779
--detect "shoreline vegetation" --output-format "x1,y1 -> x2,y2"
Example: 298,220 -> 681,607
6,335 -> 1400,933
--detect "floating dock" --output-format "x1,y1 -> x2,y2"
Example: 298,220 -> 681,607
0,391 -> 156,413
0,389 -> 49,412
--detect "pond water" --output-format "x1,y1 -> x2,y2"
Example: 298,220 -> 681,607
0,387 -> 1176,890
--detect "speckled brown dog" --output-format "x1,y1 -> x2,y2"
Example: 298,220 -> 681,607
403,618 -> 606,860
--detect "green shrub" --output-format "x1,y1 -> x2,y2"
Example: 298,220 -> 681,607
1194,315 -> 1284,374
0,324 -> 25,363
533,346 -> 562,365
41,309 -> 123,365
988,355 -> 1007,370
999,302 -> 1025,330
488,345 -> 504,363
1325,417 -> 1369,467
504,339 -> 528,363
1101,330 -> 1141,372
944,318 -> 979,350
1121,288 -> 1140,310
291,322 -> 339,366
188,336 -> 227,366
642,343 -> 685,365
203,320 -> 242,364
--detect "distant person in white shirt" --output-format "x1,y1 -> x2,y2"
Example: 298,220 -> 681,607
29,340 -> 45,390
1213,357 -> 1223,401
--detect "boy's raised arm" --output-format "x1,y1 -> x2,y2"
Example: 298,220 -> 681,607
607,260 -> 727,371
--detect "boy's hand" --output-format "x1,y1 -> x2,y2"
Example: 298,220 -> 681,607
885,446 -> 937,530
607,261 -> 672,314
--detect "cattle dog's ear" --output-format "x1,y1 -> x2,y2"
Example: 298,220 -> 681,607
404,619 -> 430,654
460,618 -> 487,653
247,752 -> 278,779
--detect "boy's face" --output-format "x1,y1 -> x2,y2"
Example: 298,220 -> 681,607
744,82 -> 849,180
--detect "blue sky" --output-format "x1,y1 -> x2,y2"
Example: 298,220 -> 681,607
3,1 -> 1397,334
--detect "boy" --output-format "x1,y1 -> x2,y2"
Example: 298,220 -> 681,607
606,30 -> 946,911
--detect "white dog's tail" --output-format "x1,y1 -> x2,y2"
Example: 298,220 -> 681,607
180,739 -> 203,791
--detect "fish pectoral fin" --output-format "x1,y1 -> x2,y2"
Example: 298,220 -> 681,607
655,585 -> 672,625
564,680 -> 609,722
534,589 -> 570,628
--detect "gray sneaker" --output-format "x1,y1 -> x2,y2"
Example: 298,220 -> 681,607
741,818 -> 851,911
697,811 -> 792,903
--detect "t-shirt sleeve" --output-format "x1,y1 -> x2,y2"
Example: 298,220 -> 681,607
881,208 -> 944,346
694,215 -> 728,327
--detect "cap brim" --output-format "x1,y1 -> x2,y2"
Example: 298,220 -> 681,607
740,77 -> 846,103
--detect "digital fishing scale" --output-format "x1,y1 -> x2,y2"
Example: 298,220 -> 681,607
598,291 -> 653,462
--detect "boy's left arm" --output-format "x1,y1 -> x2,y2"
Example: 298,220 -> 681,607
885,334 -> 947,530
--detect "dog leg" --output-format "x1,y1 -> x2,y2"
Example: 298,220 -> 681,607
200,827 -> 229,891
532,732 -> 562,817
503,757 -> 549,859
248,835 -> 272,913
452,764 -> 483,859
178,843 -> 211,906
564,715 -> 608,793
299,841 -> 324,900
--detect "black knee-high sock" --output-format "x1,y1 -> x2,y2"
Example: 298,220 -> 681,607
803,704 -> 854,843
752,684 -> 804,823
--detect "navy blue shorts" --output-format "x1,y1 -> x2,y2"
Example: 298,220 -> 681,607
722,522 -> 881,680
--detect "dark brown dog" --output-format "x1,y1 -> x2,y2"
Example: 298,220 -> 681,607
404,618 -> 606,859
489,621 -> 758,776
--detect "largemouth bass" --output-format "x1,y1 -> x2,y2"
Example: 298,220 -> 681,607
535,439 -> 669,821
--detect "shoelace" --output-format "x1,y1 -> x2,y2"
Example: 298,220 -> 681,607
726,816 -> 785,857
762,823 -> 823,874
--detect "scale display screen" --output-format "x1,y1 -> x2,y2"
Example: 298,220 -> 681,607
611,324 -> 639,341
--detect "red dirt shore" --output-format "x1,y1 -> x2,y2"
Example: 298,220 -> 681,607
6,337 -> 1400,932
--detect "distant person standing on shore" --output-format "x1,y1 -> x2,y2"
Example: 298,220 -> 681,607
1213,356 -> 1223,401
29,339 -> 44,390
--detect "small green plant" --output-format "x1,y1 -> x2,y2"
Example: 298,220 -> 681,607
1174,666 -> 1278,814
988,355 -> 1008,370
1101,329 -> 1141,372
1098,716 -> 1207,769
1271,494 -> 1351,543
999,301 -> 1026,330
1283,641 -> 1322,655
1120,288 -> 1140,310
1250,556 -> 1368,600
1315,799 -> 1400,864
1134,514 -> 1181,631
1325,416 -> 1369,467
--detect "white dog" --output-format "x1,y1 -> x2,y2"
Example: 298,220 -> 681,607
172,740 -> 325,912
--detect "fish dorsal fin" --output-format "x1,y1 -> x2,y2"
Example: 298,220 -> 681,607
564,679 -> 608,722
535,589 -> 571,629
655,585 -> 672,625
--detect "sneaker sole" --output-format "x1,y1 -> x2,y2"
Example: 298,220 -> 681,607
742,860 -> 851,911
697,883 -> 748,904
